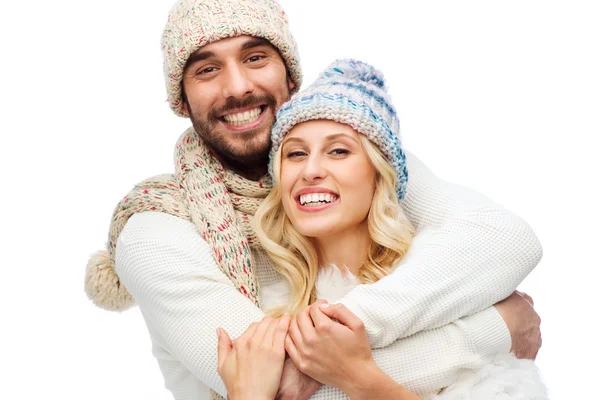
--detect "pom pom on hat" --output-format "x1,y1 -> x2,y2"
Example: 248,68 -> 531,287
316,59 -> 387,90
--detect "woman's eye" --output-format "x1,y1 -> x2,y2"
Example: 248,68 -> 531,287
330,148 -> 350,156
286,151 -> 307,158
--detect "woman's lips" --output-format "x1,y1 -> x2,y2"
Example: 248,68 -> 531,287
295,196 -> 340,213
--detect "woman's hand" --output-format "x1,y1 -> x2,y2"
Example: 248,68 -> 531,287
285,303 -> 422,400
217,315 -> 291,400
285,302 -> 376,391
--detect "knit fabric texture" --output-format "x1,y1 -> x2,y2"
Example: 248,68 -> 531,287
269,59 -> 408,200
161,0 -> 302,117
111,148 -> 544,398
114,186 -> 540,399
85,127 -> 271,312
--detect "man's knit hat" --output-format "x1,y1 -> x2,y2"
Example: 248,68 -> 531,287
161,0 -> 303,117
269,59 -> 408,200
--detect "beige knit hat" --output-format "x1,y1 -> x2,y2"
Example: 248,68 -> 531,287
161,0 -> 303,117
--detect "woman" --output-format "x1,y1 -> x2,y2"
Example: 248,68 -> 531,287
218,59 -> 546,399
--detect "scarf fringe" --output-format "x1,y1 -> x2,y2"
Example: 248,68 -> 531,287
85,250 -> 136,311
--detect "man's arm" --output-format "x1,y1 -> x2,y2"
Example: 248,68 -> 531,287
287,291 -> 539,399
307,306 -> 511,399
116,211 -> 540,399
340,150 -> 543,348
115,211 -> 266,397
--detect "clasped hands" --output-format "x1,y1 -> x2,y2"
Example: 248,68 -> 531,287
217,291 -> 542,400
217,300 -> 368,400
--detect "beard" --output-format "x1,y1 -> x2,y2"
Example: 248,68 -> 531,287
187,93 -> 284,167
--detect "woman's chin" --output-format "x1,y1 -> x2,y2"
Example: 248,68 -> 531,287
295,223 -> 338,239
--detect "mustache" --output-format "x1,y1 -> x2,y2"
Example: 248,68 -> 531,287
211,95 -> 277,119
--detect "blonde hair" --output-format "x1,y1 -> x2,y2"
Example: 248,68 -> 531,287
254,135 -> 415,317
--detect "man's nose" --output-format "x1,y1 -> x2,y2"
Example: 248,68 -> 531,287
222,64 -> 255,99
302,155 -> 327,182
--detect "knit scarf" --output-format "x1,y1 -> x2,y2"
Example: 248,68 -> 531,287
85,126 -> 271,311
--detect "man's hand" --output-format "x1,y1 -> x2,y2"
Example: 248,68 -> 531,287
494,290 -> 542,359
276,357 -> 321,400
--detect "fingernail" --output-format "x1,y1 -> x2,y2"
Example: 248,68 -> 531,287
283,312 -> 290,316
216,328 -> 221,338
319,303 -> 330,309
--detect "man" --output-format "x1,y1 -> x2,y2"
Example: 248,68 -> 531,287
85,0 -> 543,398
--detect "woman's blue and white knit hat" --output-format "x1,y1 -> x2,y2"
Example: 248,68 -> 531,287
269,59 -> 408,200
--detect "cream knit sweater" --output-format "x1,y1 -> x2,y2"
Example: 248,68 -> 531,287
115,151 -> 542,399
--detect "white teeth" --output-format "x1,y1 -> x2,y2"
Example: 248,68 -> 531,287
223,107 -> 262,126
299,193 -> 338,206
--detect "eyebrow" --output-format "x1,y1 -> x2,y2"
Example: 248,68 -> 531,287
241,37 -> 273,51
184,37 -> 274,72
282,132 -> 359,147
184,50 -> 216,71
324,133 -> 360,143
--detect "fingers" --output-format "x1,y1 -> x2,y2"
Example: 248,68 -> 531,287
516,290 -> 534,307
309,303 -> 333,334
272,313 -> 291,348
296,306 -> 316,339
216,328 -> 233,372
234,320 -> 260,355
319,303 -> 364,332
285,334 -> 301,366
288,317 -> 304,349
252,316 -> 274,345
239,321 -> 260,342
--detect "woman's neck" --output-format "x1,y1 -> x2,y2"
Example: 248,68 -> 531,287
312,222 -> 370,276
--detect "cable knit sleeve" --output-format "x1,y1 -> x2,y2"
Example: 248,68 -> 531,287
115,211 -> 265,398
339,150 -> 543,348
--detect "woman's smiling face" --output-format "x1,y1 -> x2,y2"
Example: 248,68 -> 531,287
279,119 -> 377,239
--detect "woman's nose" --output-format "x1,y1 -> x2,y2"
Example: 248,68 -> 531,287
302,155 -> 327,182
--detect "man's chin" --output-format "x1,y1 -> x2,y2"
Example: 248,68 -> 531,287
210,135 -> 271,166
192,114 -> 274,166
225,145 -> 271,165
221,125 -> 272,153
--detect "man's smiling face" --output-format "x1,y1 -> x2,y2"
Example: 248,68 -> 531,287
182,35 -> 295,167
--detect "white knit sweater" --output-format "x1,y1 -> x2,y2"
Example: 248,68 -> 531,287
115,151 -> 543,399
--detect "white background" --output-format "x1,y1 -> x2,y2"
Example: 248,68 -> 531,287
1,0 -> 598,398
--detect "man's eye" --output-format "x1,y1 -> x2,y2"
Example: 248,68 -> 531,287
198,67 -> 216,75
246,55 -> 263,63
